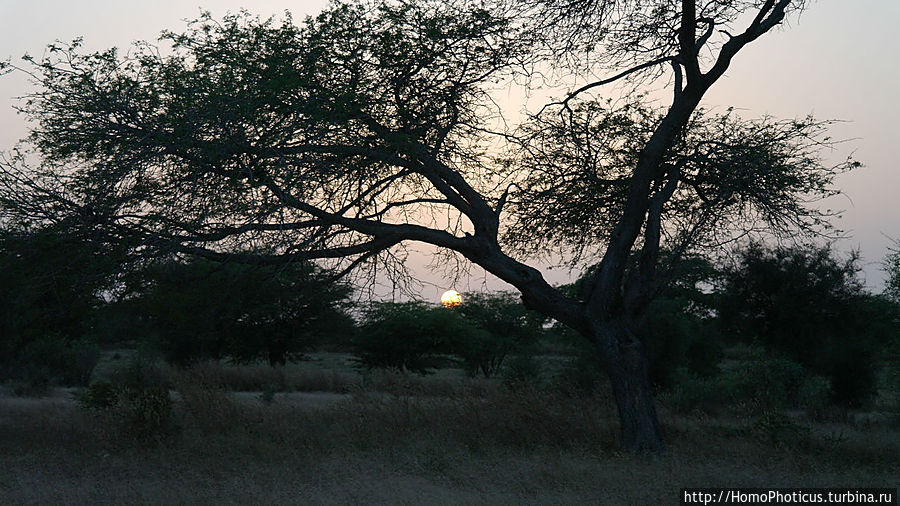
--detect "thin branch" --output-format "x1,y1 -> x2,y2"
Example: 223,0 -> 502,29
541,56 -> 676,114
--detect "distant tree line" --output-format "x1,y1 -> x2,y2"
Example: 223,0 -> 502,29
2,223 -> 896,410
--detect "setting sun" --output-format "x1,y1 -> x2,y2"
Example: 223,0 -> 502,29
440,290 -> 462,307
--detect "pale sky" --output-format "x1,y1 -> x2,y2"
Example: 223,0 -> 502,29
1,1 -> 898,299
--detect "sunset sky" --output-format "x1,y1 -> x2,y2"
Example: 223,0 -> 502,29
2,0 -> 897,299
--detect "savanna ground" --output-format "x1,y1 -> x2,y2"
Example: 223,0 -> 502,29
1,350 -> 898,505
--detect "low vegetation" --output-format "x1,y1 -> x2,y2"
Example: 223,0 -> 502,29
1,207 -> 898,502
1,349 -> 897,504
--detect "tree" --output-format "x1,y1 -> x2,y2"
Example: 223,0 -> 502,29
454,291 -> 545,377
0,0 -> 853,450
636,254 -> 723,387
0,226 -> 118,386
353,301 -> 477,374
717,243 -> 893,407
126,258 -> 353,366
562,253 -> 722,389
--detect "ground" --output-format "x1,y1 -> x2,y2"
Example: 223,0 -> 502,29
0,353 -> 897,505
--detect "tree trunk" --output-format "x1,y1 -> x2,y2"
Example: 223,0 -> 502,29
598,329 -> 663,451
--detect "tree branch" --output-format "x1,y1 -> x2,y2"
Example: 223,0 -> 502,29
546,56 -> 676,113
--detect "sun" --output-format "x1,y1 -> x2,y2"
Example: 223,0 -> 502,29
440,290 -> 462,308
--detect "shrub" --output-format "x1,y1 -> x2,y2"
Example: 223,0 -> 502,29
555,344 -> 606,397
752,408 -> 810,448
109,386 -> 174,442
78,380 -> 118,409
169,366 -> 241,433
885,241 -> 900,303
9,371 -> 51,397
660,354 -> 808,416
78,354 -> 174,444
638,299 -> 695,389
129,259 -> 353,366
3,338 -> 100,392
0,228 -> 118,370
717,243 -> 892,408
726,355 -> 805,412
825,343 -> 878,408
453,291 -> 545,378
660,375 -> 730,415
685,330 -> 724,378
353,301 -> 472,374
502,353 -> 542,389
797,374 -> 832,419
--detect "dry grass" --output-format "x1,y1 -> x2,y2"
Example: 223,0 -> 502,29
156,356 -> 492,398
1,375 -> 898,505
159,358 -> 360,394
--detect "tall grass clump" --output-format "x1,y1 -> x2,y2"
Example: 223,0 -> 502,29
168,364 -> 243,434
78,353 -> 174,445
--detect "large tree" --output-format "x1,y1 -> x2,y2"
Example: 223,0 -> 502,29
0,0 -> 855,450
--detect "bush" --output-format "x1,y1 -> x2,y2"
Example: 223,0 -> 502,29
502,353 -> 542,389
169,366 -> 241,433
353,301 -> 474,374
453,291 -> 545,378
108,386 -> 173,442
78,380 -> 118,409
685,330 -> 724,378
826,343 -> 879,408
726,355 -> 805,412
2,338 -> 100,393
555,343 -> 606,396
660,354 -> 808,416
636,282 -> 722,389
797,374 -> 832,418
717,243 -> 892,408
78,354 -> 174,444
661,355 -> 848,420
638,299 -> 694,389
128,259 -> 353,366
660,375 -> 730,415
752,408 -> 810,448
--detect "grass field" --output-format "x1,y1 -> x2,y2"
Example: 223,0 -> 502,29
1,353 -> 898,505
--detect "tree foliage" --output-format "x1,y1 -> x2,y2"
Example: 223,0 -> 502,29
886,240 -> 900,302
0,2 -> 522,275
0,227 -> 117,386
127,258 -> 353,366
454,291 -> 545,377
353,301 -> 479,374
717,243 -> 892,407
508,101 -> 853,263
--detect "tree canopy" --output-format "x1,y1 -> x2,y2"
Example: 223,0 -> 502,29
125,258 -> 353,366
717,243 -> 895,407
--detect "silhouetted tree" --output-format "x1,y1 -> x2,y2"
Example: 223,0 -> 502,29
453,291 -> 545,377
0,0 -> 852,450
0,226 -> 119,385
353,301 -> 477,374
563,253 -> 722,389
127,258 -> 353,366
886,240 -> 900,303
717,243 -> 892,408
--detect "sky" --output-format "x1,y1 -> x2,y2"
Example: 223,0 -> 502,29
1,0 -> 898,300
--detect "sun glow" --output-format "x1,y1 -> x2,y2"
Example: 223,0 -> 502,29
440,290 -> 462,308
